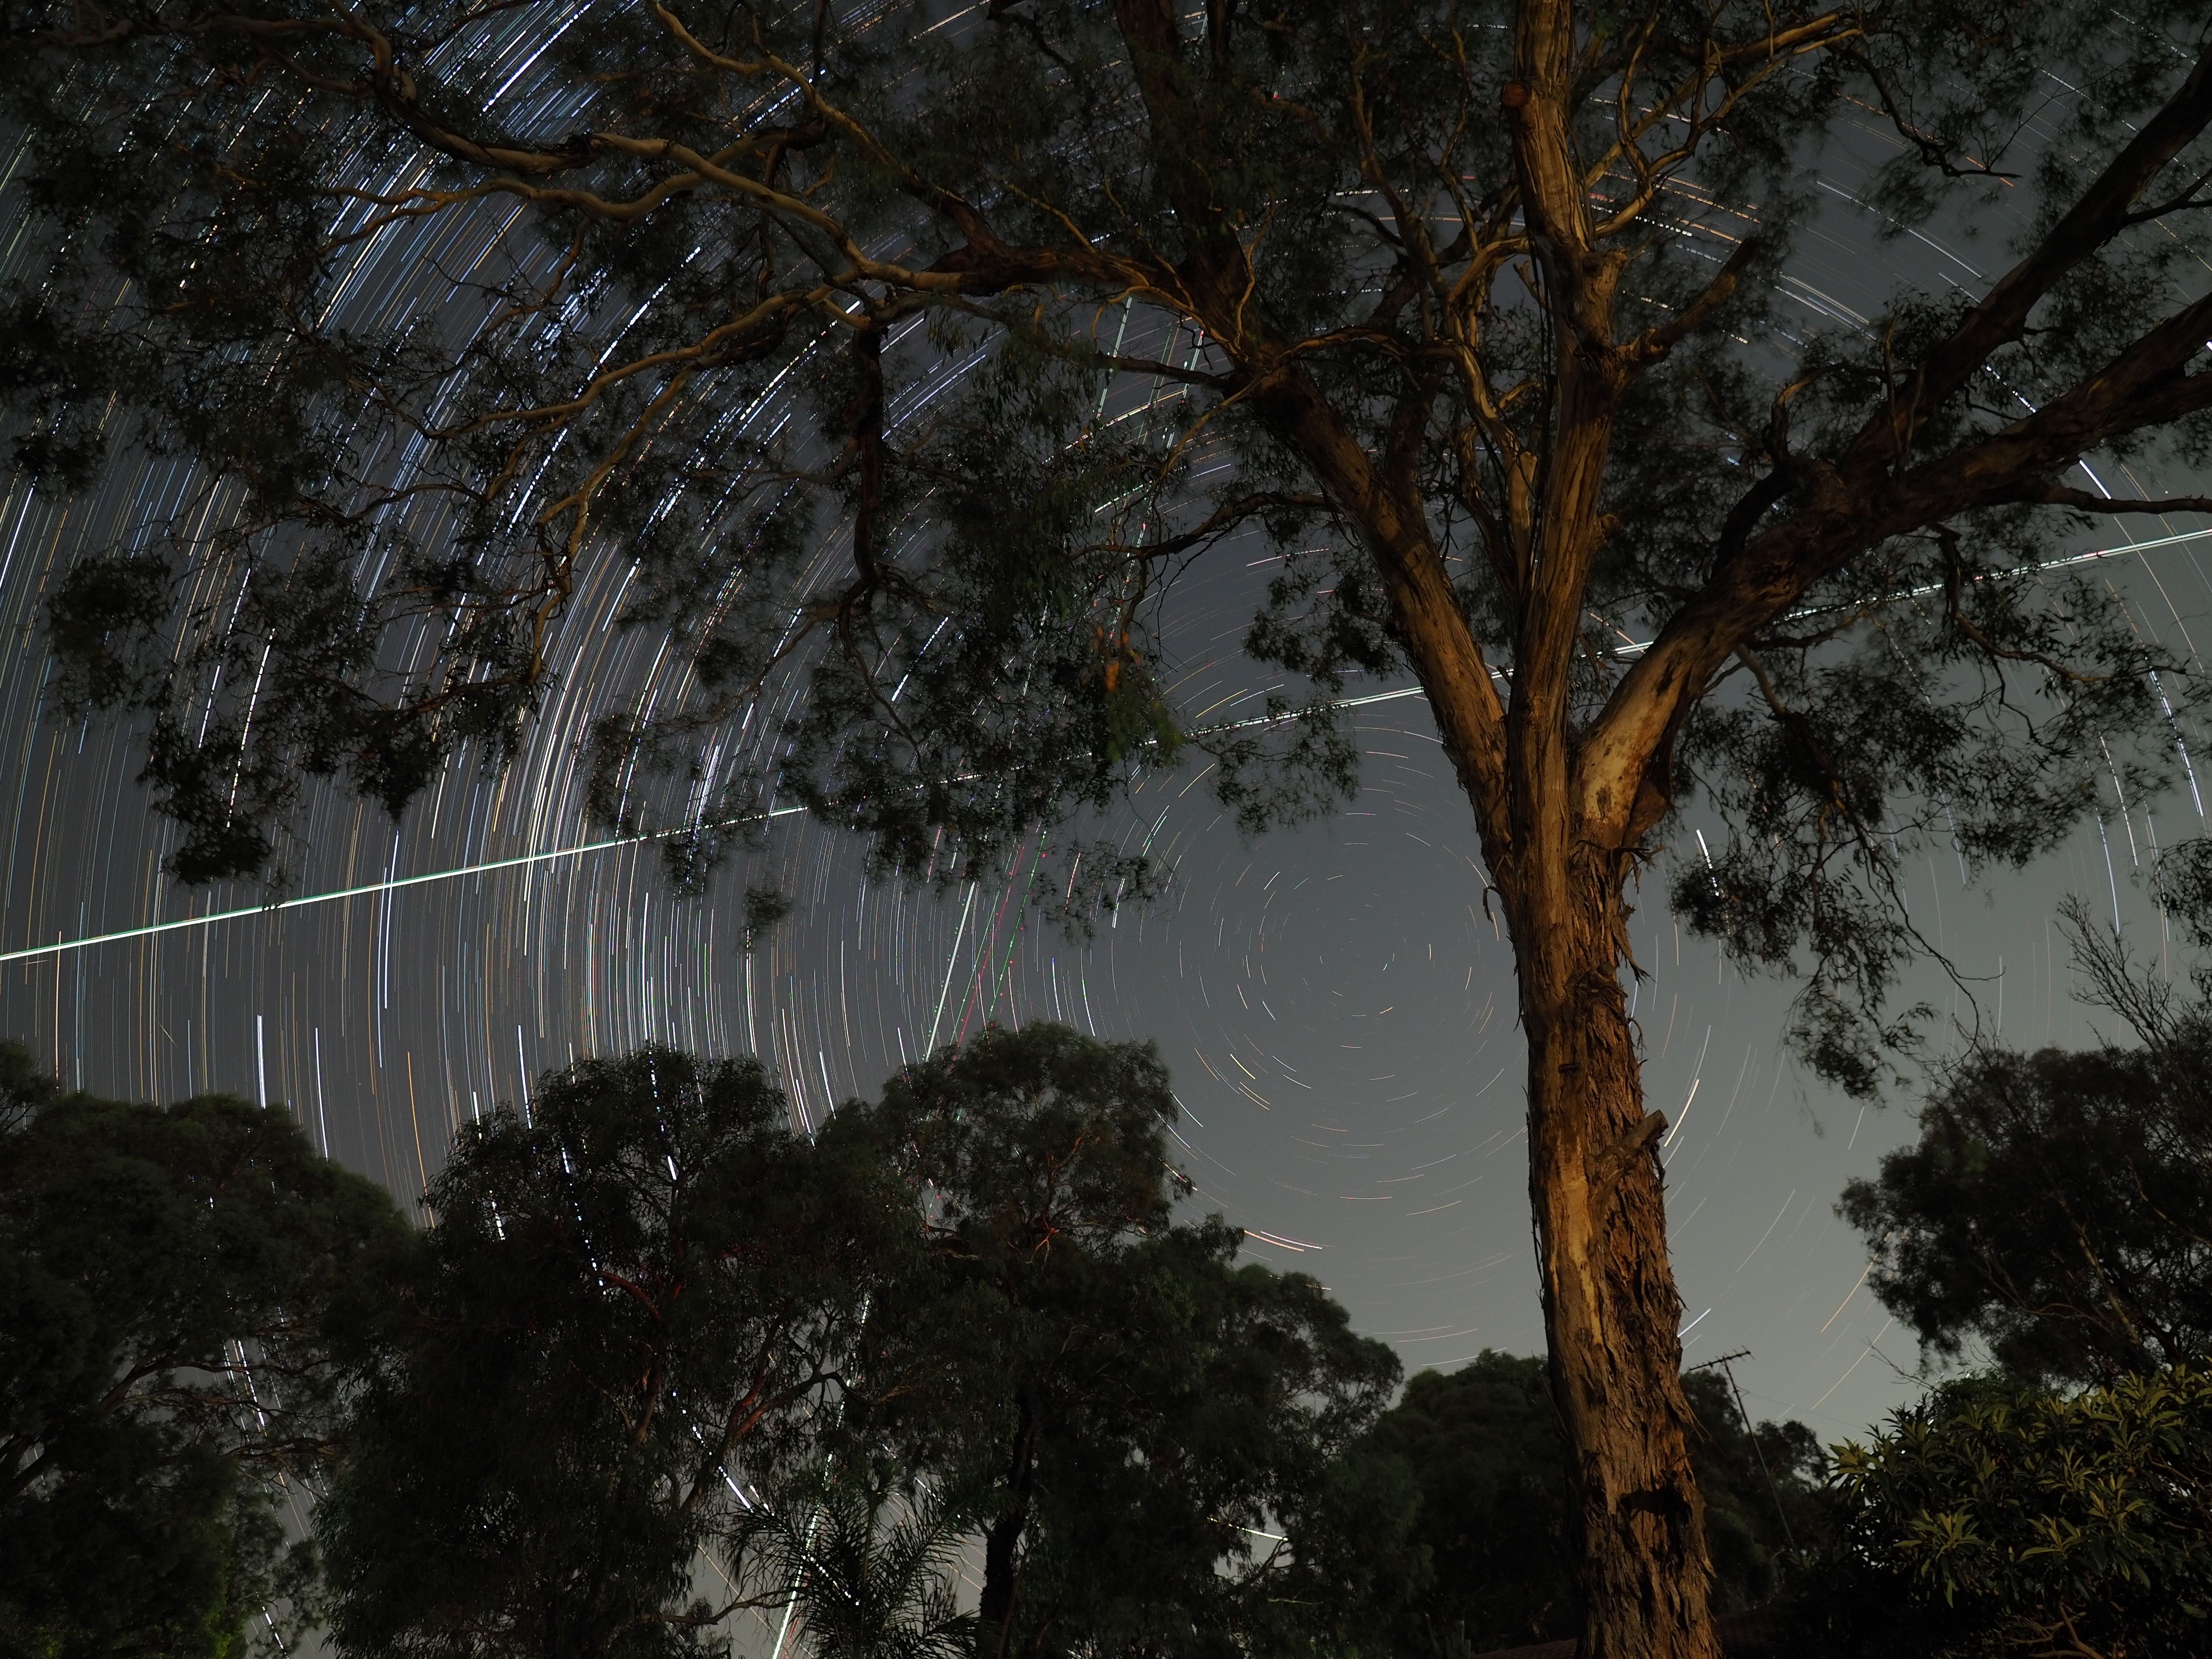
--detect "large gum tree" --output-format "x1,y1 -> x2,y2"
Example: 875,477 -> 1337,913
9,3 -> 2212,1654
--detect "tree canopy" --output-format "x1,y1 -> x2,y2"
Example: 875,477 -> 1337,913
5,0 -> 2198,1062
0,1041 -> 410,1659
305,1024 -> 1407,1659
850,1023 -> 1408,1659
735,1460 -> 978,1659
315,1045 -> 916,1659
1361,1350 -> 1829,1656
1839,1034 -> 2212,1389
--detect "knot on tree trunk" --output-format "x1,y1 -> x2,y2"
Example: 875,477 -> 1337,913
1591,1111 -> 1667,1206
1615,1476 -> 1697,1527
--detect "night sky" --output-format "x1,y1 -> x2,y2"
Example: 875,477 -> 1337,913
3,70 -> 2205,1452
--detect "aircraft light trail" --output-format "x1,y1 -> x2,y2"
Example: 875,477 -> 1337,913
10,524 -> 2200,969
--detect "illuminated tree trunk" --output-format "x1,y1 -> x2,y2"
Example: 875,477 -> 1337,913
1502,850 -> 1718,1659
1247,366 -> 1723,1659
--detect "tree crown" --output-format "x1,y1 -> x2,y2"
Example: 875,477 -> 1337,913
10,2 -> 2212,1081
0,1043 -> 409,1659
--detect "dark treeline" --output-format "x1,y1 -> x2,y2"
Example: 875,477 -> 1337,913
1808,899 -> 2212,1659
6,1006 -> 2209,1659
2,1023 -> 1818,1659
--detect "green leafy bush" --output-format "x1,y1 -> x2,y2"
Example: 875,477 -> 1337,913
1812,1368 -> 2212,1658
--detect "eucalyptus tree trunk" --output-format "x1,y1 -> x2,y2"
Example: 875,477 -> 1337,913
1505,850 -> 1713,1659
1247,360 -> 1721,1659
1442,585 -> 1717,1659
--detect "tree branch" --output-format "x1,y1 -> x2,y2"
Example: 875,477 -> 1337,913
1576,42 -> 2212,846
1843,35 -> 2212,475
2019,485 -> 2212,518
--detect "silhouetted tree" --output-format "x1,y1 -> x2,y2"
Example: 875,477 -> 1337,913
1841,898 -> 2212,1386
316,1046 -> 918,1659
0,1040 -> 409,1659
1362,1352 -> 1827,1655
13,9 -> 2212,1649
853,1024 -> 1410,1659
313,1030 -> 1402,1659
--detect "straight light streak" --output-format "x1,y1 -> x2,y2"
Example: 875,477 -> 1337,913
7,523 -> 2201,968
0,808 -> 809,966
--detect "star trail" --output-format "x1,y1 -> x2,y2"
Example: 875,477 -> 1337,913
4,6 -> 2210,1451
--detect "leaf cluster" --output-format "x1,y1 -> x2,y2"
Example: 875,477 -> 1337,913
1671,528 -> 2180,1095
1810,1368 -> 2212,1659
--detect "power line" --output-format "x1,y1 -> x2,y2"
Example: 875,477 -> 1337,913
1689,1347 -> 1798,1552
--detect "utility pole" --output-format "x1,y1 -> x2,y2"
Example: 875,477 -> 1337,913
1689,1348 -> 1797,1552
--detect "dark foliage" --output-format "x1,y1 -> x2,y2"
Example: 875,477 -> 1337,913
733,1459 -> 976,1659
309,1027 -> 1405,1659
1798,1368 -> 2212,1659
850,1024 -> 1411,1659
1678,1370 -> 1834,1619
3,3 -> 2203,1087
1364,1353 -> 1581,1653
0,1040 -> 410,1659
1840,897 -> 2212,1386
1361,1353 -> 1830,1655
316,1046 -> 917,1659
1839,1041 -> 2212,1388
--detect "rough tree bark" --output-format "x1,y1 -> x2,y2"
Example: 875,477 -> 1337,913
1345,483 -> 1717,1659
1508,859 -> 1709,1659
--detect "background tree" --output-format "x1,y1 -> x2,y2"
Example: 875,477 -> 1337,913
13,5 -> 2212,1651
1840,897 -> 2212,1387
0,1039 -> 409,1659
1362,1351 -> 1828,1656
853,1023 -> 1409,1659
317,1046 -> 915,1659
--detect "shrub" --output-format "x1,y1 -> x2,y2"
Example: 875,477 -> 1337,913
1807,1367 -> 2212,1658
